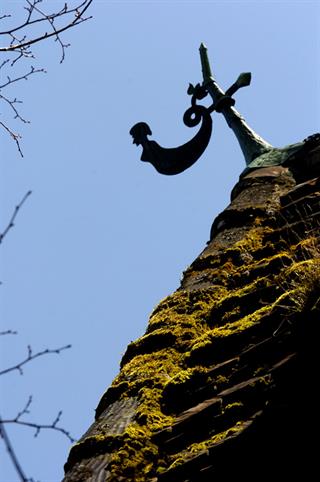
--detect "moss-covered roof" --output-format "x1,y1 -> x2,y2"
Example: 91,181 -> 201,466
63,161 -> 320,481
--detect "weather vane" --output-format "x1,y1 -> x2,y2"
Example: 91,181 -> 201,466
130,44 -> 319,177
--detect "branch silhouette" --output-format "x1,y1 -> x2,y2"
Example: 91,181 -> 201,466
0,343 -> 74,481
1,396 -> 75,443
0,329 -> 18,336
0,0 -> 93,61
0,421 -> 29,482
0,0 -> 93,154
0,191 -> 32,244
1,3 -> 93,479
0,344 -> 71,376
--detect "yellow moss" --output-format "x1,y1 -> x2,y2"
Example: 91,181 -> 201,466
232,226 -> 273,253
220,259 -> 236,276
150,291 -> 194,319
215,374 -> 228,385
222,274 -> 272,300
209,315 -> 256,338
66,423 -> 158,479
251,251 -> 293,273
106,422 -> 159,482
149,286 -> 228,329
281,258 -> 317,279
69,433 -> 110,452
67,190 -> 320,481
253,366 -> 266,376
144,245 -> 297,360
221,305 -> 241,322
256,374 -> 272,386
196,279 -> 303,347
135,387 -> 175,431
223,401 -> 244,412
188,309 -> 262,354
166,421 -> 246,471
164,366 -> 209,387
291,236 -> 319,257
277,258 -> 320,312
147,314 -> 208,340
115,348 -> 182,388
211,421 -> 245,443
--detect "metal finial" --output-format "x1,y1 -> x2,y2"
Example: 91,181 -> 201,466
199,43 -> 213,84
130,44 -> 319,177
198,43 -> 273,165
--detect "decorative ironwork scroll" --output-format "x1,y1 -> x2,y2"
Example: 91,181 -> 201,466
129,93 -> 212,175
130,44 -> 319,177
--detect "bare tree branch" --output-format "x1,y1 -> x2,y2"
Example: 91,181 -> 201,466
0,339 -> 74,480
0,65 -> 45,156
1,397 -> 75,482
0,65 -> 46,90
0,0 -> 93,62
0,93 -> 29,124
1,397 -> 75,443
0,330 -> 18,336
0,191 -> 32,244
0,15 -> 11,22
0,1 -> 93,153
0,5 -> 89,478
0,121 -> 24,156
0,65 -> 46,156
0,344 -> 71,376
0,419 -> 30,482
0,59 -> 10,70
0,341 -> 74,479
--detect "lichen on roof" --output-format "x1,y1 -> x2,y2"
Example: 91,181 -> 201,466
63,170 -> 320,482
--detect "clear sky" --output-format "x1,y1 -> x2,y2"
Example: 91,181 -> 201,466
1,1 -> 319,481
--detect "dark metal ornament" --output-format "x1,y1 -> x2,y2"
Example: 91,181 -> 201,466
130,44 -> 320,177
130,101 -> 212,175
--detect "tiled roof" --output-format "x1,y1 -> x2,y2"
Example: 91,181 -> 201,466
63,144 -> 320,481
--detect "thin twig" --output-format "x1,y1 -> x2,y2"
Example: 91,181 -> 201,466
0,0 -> 93,58
1,397 -> 75,482
0,344 -> 71,376
0,191 -> 32,244
0,1 -> 93,153
0,14 -> 11,22
26,0 -> 72,63
1,399 -> 75,443
0,65 -> 46,89
0,59 -> 10,70
0,418 -> 30,482
0,1 -> 89,35
0,330 -> 18,336
0,65 -> 46,154
0,94 -> 29,124
0,121 -> 23,156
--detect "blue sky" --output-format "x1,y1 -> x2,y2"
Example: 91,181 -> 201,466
1,1 -> 319,481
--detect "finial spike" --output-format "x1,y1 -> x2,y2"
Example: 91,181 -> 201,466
199,43 -> 213,84
198,46 -> 273,164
